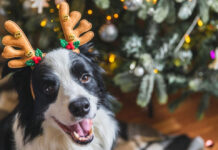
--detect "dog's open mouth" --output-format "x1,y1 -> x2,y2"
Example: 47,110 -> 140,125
53,117 -> 94,145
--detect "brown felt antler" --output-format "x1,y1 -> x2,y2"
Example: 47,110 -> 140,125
59,2 -> 94,53
1,21 -> 36,68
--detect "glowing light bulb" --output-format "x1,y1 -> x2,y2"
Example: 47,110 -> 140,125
40,19 -> 47,27
87,9 -> 93,15
153,69 -> 159,74
152,0 -> 158,4
197,19 -> 203,27
49,8 -> 55,13
106,15 -> 112,21
109,54 -> 116,63
185,34 -> 191,44
114,13 -> 119,19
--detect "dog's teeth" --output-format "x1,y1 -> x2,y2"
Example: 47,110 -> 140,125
73,132 -> 80,139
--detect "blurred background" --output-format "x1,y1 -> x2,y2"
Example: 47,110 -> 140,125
0,0 -> 218,149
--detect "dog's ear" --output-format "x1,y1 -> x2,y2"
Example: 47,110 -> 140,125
79,43 -> 100,63
1,60 -> 20,78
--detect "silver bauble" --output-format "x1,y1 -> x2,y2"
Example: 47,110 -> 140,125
99,23 -> 118,42
124,0 -> 143,11
134,66 -> 145,77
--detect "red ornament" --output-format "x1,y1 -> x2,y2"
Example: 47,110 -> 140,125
205,139 -> 214,148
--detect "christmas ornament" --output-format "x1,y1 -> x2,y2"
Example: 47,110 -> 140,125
134,66 -> 145,77
124,0 -> 143,11
31,0 -> 50,14
99,23 -> 118,42
209,48 -> 218,70
130,61 -> 136,70
205,139 -> 214,148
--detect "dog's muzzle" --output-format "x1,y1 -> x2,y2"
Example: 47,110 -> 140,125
53,117 -> 94,145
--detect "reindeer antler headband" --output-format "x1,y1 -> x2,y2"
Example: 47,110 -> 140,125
1,2 -> 94,69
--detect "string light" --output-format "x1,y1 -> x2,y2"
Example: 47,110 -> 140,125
146,0 -> 151,2
109,54 -> 116,63
114,13 -> 119,19
49,8 -> 55,13
153,69 -> 159,74
56,4 -> 60,9
40,19 -> 47,27
123,5 -> 128,10
51,19 -> 54,23
184,34 -> 191,44
87,9 -> 93,15
106,15 -> 112,21
197,19 -> 203,27
53,27 -> 60,32
152,0 -> 158,4
120,0 -> 125,2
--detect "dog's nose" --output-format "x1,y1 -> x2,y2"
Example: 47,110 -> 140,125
69,97 -> 90,117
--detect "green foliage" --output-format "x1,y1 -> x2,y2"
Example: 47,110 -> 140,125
153,0 -> 169,23
137,74 -> 154,107
197,93 -> 210,120
94,0 -> 110,9
155,74 -> 168,104
169,91 -> 192,112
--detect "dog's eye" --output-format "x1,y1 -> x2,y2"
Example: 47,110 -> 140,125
80,74 -> 91,83
44,85 -> 56,95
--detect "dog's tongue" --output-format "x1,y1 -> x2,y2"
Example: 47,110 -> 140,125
71,119 -> 93,137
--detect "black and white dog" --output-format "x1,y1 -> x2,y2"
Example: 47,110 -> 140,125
0,45 -> 118,150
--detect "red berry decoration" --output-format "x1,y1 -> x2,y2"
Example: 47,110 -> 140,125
205,139 -> 214,148
66,44 -> 71,49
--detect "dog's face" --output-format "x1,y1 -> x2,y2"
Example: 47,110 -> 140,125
31,49 -> 105,145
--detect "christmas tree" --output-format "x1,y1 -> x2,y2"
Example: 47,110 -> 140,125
0,0 -> 218,119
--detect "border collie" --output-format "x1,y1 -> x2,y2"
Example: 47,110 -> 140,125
0,44 -> 118,150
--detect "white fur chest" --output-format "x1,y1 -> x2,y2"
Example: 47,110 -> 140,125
13,108 -> 118,150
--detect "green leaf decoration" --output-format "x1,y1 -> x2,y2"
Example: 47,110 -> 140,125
155,74 -> 168,104
199,0 -> 209,23
60,39 -> 68,48
26,59 -> 35,66
137,74 -> 154,107
73,41 -> 80,49
153,0 -> 170,23
35,48 -> 43,57
197,93 -> 210,120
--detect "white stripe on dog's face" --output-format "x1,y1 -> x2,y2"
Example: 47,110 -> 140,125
42,49 -> 98,125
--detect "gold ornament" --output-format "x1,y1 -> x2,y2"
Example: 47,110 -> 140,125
63,15 -> 69,22
25,51 -> 33,58
68,34 -> 75,41
14,31 -> 22,39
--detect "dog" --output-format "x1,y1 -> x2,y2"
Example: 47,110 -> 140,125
0,44 -> 118,150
